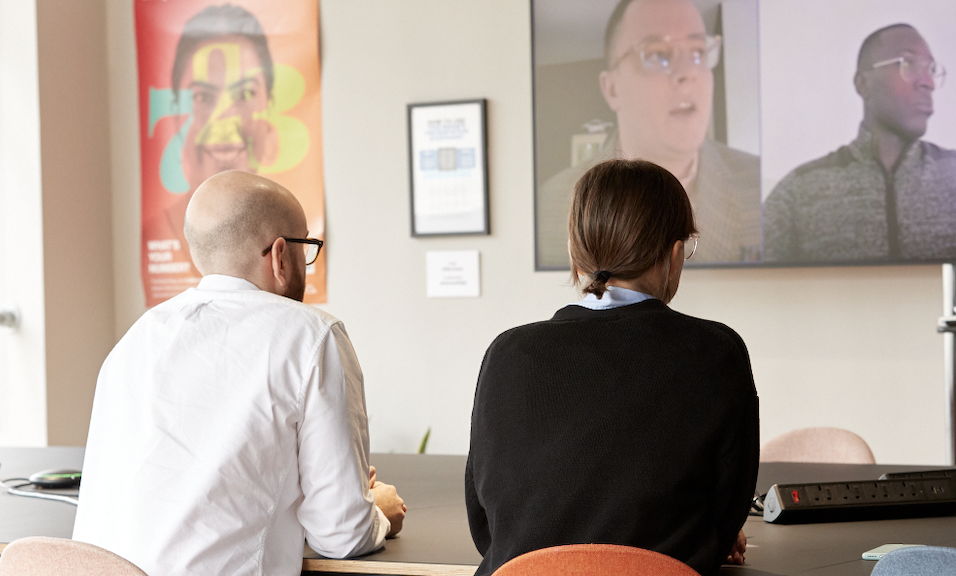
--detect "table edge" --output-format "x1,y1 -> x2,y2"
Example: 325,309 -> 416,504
302,558 -> 478,575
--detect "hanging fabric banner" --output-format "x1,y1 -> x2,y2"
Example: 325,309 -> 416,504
135,0 -> 325,307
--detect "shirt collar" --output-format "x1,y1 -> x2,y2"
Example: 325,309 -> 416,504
570,285 -> 657,310
850,123 -> 922,168
196,274 -> 262,292
609,126 -> 700,191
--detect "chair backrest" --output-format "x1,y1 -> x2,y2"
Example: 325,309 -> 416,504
760,427 -> 875,464
872,545 -> 956,576
0,536 -> 147,576
492,544 -> 701,576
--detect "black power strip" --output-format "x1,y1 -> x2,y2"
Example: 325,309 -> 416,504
763,475 -> 956,524
880,468 -> 956,481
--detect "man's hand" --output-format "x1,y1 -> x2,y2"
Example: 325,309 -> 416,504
370,474 -> 406,538
725,529 -> 747,565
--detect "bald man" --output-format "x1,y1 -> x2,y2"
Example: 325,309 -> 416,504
764,24 -> 956,262
74,171 -> 405,576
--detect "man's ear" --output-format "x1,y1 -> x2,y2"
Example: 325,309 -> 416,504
270,237 -> 289,288
599,69 -> 621,112
854,71 -> 869,99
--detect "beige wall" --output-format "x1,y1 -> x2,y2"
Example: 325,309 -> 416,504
14,0 -> 943,463
106,0 -> 144,332
311,1 -> 950,464
37,0 -> 116,446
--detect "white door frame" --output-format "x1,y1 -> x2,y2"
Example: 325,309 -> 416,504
0,0 -> 48,446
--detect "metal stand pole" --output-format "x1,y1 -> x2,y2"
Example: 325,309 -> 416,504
939,264 -> 956,465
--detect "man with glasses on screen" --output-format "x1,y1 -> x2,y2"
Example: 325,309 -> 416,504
764,24 -> 956,262
74,171 -> 406,576
537,0 -> 761,266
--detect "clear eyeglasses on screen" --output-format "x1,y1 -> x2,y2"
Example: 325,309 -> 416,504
871,56 -> 946,88
612,35 -> 722,76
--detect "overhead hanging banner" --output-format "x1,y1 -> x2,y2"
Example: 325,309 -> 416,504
135,0 -> 325,307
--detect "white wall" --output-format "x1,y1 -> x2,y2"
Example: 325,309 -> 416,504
677,265 -> 949,466
100,0 -> 950,464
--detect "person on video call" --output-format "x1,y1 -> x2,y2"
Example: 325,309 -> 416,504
537,0 -> 761,267
74,171 -> 405,576
763,24 -> 956,262
468,159 -> 759,576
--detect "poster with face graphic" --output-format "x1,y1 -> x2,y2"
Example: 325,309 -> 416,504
135,0 -> 325,306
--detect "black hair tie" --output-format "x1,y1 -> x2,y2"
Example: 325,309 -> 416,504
593,270 -> 612,284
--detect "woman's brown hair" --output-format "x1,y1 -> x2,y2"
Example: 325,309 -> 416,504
568,158 -> 697,299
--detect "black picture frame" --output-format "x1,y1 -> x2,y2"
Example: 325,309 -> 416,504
407,99 -> 490,237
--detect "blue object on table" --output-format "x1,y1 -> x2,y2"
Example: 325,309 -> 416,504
872,545 -> 956,575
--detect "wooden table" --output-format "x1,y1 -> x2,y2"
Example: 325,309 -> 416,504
0,448 -> 480,575
301,453 -> 481,575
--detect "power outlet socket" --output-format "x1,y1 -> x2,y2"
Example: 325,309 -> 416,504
764,476 -> 956,524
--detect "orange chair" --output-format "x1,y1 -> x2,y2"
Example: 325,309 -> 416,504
492,544 -> 701,576
0,536 -> 147,576
760,427 -> 875,464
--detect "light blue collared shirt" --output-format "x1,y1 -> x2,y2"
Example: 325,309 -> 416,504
570,285 -> 656,310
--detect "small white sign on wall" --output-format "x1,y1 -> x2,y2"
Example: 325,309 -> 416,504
426,250 -> 480,298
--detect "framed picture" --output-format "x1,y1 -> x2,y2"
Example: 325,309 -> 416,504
408,99 -> 490,236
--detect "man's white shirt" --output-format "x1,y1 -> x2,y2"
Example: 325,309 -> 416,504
73,275 -> 388,576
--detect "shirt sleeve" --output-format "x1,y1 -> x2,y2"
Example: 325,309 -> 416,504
710,334 -> 761,568
296,321 -> 390,558
464,347 -> 494,556
465,450 -> 489,555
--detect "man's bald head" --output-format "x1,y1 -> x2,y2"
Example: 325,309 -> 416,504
857,23 -> 917,72
603,0 -> 705,66
184,171 -> 306,279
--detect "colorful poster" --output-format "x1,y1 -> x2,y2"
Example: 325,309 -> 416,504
135,0 -> 325,306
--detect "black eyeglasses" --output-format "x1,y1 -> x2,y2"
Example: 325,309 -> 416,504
261,237 -> 323,265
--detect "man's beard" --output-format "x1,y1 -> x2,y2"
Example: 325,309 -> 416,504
285,263 -> 306,302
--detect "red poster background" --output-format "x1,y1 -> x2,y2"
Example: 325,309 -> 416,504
135,0 -> 326,307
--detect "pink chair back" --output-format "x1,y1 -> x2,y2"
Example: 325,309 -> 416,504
761,427 -> 876,464
0,536 -> 147,576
